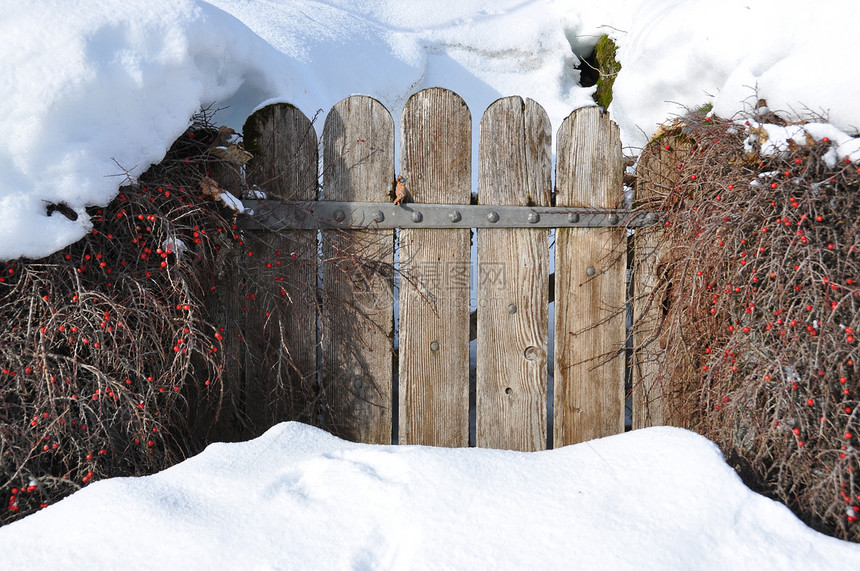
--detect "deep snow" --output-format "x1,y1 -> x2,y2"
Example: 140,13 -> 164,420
1,423 -> 858,568
2,0 -> 860,565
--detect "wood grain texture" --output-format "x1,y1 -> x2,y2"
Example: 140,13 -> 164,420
476,96 -> 551,451
553,106 -> 626,445
321,96 -> 395,443
631,135 -> 689,429
240,103 -> 318,434
399,88 -> 471,447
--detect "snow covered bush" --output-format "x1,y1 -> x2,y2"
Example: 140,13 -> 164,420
635,107 -> 860,542
0,110 -> 300,525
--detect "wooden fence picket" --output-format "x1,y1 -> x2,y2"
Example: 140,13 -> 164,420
321,96 -> 396,444
239,103 -> 318,432
476,96 -> 551,451
553,106 -> 626,446
631,136 -> 690,428
398,88 -> 472,447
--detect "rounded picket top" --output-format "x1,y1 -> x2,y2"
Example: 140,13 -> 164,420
555,106 -> 622,208
243,102 -> 317,201
400,87 -> 471,204
479,95 -> 551,207
323,95 -> 395,202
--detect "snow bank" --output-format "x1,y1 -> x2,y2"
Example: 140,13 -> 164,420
0,0 -> 288,260
611,0 -> 860,151
0,422 -> 856,568
1,0 -> 596,261
3,0 -> 860,262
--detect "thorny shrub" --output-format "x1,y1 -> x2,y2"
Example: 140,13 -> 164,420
0,108 -> 322,525
634,107 -> 860,542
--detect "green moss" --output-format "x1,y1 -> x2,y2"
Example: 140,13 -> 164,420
592,35 -> 621,109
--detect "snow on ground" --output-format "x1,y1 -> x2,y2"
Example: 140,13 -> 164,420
3,0 -> 860,563
3,0 -> 860,260
1,422 -> 857,568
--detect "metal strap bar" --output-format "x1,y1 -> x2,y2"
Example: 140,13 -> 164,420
238,200 -> 659,230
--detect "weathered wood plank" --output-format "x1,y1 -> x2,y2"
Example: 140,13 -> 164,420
554,106 -> 625,445
239,103 -> 318,433
476,96 -> 551,451
321,96 -> 395,444
399,88 -> 471,447
631,133 -> 689,429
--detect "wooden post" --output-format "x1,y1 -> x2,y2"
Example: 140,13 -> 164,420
631,133 -> 689,428
321,96 -> 395,444
476,96 -> 551,451
553,106 -> 625,445
238,103 -> 318,433
399,88 -> 471,447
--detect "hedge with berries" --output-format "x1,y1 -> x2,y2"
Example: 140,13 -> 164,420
635,107 -> 860,542
0,110 -> 320,525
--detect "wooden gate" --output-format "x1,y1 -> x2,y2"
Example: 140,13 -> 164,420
229,87 -> 664,451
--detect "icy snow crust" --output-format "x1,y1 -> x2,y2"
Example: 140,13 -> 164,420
1,422 -> 857,568
3,0 -> 860,260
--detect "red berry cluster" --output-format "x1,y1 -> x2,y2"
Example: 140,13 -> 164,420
2,106 -> 323,526
636,110 -> 860,542
0,110 -> 246,526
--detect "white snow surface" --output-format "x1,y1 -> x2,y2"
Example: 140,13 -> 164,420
3,2 -> 860,560
1,422 -> 857,568
3,0 -> 860,260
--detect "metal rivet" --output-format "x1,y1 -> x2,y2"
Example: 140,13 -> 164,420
449,210 -> 461,223
609,213 -> 620,225
353,377 -> 363,389
508,303 -> 517,314
411,211 -> 423,223
487,211 -> 500,223
567,212 -> 580,223
586,267 -> 596,277
430,341 -> 439,351
527,212 -> 540,224
523,346 -> 537,361
333,210 -> 346,223
372,210 -> 384,223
